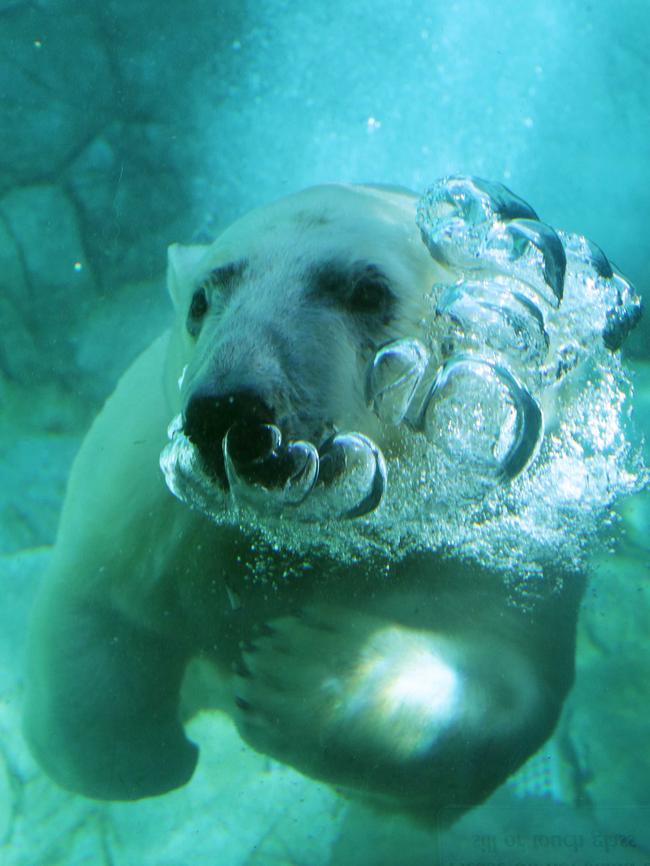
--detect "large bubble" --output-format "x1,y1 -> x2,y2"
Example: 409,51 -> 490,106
160,178 -> 646,600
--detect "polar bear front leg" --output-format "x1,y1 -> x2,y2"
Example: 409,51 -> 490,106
233,598 -> 565,822
23,587 -> 198,800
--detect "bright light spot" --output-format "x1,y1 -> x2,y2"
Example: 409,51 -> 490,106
381,646 -> 458,719
367,116 -> 381,132
34,39 -> 43,49
73,261 -> 83,272
341,629 -> 462,758
523,117 -> 534,128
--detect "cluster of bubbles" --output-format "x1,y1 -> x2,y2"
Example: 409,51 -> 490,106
162,415 -> 387,522
160,177 -> 645,595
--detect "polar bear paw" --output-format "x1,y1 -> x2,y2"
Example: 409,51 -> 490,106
232,601 -> 543,813
234,605 -> 458,762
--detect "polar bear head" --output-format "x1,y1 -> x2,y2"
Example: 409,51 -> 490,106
168,184 -> 438,477
160,181 -> 644,590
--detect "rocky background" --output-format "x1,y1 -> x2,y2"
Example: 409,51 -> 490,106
1,0 -> 649,863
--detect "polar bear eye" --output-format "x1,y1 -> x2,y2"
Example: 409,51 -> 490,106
187,286 -> 209,337
349,271 -> 392,314
311,261 -> 395,324
348,266 -> 395,322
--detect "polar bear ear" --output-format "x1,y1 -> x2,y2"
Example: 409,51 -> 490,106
167,243 -> 209,310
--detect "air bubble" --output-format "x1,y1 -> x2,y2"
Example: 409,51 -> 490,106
416,355 -> 542,480
417,178 -> 565,308
368,338 -> 429,424
436,278 -> 549,367
223,424 -> 319,512
310,432 -> 387,520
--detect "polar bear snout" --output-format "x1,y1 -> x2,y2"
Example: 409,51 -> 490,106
183,387 -> 275,486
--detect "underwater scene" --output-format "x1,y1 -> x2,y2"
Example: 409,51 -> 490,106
1,1 -> 649,864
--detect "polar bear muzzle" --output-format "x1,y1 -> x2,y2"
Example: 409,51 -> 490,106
175,375 -> 387,519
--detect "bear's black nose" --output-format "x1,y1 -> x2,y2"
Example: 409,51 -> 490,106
183,388 -> 274,485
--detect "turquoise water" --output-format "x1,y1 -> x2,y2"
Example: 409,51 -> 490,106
1,1 -> 649,864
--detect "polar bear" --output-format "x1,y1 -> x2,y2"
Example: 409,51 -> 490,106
23,179 -> 641,824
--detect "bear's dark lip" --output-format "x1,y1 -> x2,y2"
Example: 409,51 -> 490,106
181,389 -> 277,490
185,421 -> 288,492
189,420 -> 336,495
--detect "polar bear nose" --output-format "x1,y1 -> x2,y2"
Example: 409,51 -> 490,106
183,388 -> 274,483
